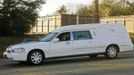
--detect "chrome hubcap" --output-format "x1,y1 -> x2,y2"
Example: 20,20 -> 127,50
31,52 -> 42,64
107,46 -> 117,57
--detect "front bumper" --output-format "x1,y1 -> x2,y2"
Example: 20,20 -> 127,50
3,52 -> 10,58
3,52 -> 8,59
3,51 -> 27,61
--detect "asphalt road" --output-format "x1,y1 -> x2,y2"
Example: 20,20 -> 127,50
0,51 -> 134,75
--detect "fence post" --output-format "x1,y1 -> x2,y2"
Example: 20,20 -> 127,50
54,15 -> 57,29
36,21 -> 38,33
95,0 -> 100,23
42,17 -> 44,32
47,20 -> 49,33
123,16 -> 126,27
84,16 -> 86,24
76,15 -> 79,25
133,16 -> 134,32
91,16 -> 93,23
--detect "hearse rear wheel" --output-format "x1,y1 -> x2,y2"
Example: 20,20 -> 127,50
105,45 -> 119,59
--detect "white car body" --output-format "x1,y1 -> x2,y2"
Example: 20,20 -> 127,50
3,23 -> 133,62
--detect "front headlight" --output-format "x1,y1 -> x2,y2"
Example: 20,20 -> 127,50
12,48 -> 25,53
6,47 -> 11,51
6,47 -> 12,53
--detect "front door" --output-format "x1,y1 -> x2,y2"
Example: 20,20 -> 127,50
50,32 -> 73,57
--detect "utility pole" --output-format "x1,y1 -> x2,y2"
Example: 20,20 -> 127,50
95,0 -> 100,23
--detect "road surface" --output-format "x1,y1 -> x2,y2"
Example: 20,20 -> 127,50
0,51 -> 134,75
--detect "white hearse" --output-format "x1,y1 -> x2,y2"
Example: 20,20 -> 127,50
3,23 -> 133,65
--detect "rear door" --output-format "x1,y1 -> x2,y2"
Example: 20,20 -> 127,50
72,30 -> 97,55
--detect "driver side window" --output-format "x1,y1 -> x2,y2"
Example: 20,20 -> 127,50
56,32 -> 70,41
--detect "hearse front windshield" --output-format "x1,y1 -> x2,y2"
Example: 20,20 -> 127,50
40,32 -> 58,42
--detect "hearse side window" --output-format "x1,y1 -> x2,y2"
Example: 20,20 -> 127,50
56,32 -> 70,41
72,31 -> 92,40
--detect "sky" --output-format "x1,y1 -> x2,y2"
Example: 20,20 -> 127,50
39,0 -> 94,16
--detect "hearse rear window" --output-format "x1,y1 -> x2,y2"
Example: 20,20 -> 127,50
72,31 -> 92,40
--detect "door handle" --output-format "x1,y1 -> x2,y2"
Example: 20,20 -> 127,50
66,41 -> 70,45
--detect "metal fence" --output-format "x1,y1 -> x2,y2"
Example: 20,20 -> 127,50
29,14 -> 97,34
29,14 -> 134,34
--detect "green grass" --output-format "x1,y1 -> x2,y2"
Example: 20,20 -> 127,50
130,37 -> 134,44
129,33 -> 134,44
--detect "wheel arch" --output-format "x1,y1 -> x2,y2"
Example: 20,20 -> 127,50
27,49 -> 45,61
106,44 -> 120,52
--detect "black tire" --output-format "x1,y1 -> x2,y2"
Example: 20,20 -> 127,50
27,50 -> 44,65
89,54 -> 98,58
105,45 -> 119,59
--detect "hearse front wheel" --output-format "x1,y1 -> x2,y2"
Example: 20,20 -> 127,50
105,45 -> 119,59
28,50 -> 44,65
